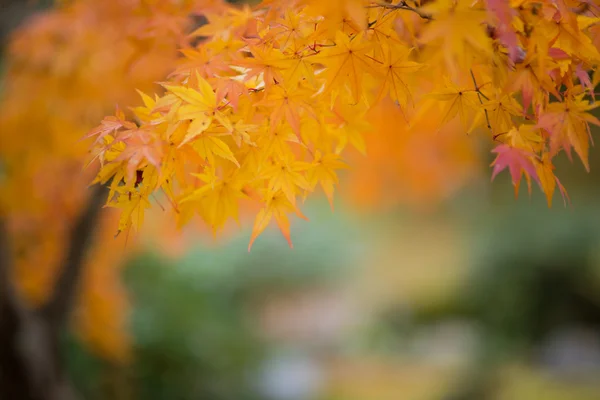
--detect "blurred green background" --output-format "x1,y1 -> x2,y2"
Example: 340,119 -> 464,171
61,144 -> 600,400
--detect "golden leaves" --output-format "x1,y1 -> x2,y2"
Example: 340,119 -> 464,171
85,0 -> 600,250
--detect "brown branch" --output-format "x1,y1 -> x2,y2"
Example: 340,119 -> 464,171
0,215 -> 28,341
0,217 -> 41,400
0,216 -> 18,320
372,1 -> 433,20
41,184 -> 108,328
0,215 -> 81,400
470,69 -> 492,131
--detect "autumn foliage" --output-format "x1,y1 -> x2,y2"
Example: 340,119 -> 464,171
1,0 -> 600,365
0,0 -> 219,361
87,0 -> 600,249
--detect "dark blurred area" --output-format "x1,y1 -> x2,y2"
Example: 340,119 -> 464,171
0,0 -> 51,49
3,1 -> 600,400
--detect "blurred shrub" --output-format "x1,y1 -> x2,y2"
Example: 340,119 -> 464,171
65,200 -> 361,400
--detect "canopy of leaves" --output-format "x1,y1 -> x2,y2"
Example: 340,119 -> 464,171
87,0 -> 600,248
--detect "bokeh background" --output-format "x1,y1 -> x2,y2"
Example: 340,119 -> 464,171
2,1 -> 600,399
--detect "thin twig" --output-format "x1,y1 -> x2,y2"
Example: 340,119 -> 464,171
372,1 -> 433,20
470,69 -> 492,131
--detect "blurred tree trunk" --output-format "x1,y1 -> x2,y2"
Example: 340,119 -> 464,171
0,186 -> 106,400
0,0 -> 40,49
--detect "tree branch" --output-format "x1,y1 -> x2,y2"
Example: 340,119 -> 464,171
0,215 -> 24,328
0,215 -> 40,400
373,1 -> 433,20
41,184 -> 108,328
0,216 -> 13,314
470,69 -> 492,131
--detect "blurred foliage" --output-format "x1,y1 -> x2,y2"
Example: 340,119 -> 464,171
316,144 -> 600,399
466,206 -> 600,355
64,200 -> 362,400
124,253 -> 263,400
64,249 -> 266,400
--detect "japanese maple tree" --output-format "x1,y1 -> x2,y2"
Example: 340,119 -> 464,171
87,0 -> 600,247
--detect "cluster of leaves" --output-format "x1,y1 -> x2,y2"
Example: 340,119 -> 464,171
88,0 -> 600,248
0,0 -> 216,361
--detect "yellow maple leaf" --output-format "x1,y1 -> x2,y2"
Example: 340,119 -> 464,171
248,190 -> 308,251
426,78 -> 481,129
312,31 -> 379,103
375,43 -> 423,107
307,151 -> 348,209
182,170 -> 247,234
538,93 -> 600,171
420,0 -> 492,76
191,134 -> 240,168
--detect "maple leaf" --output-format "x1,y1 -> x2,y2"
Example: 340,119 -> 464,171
375,43 -> 423,107
508,60 -> 561,112
426,79 -> 481,129
311,31 -> 378,103
504,124 -> 544,153
131,90 -> 162,124
481,92 -> 522,134
491,144 -> 540,196
213,77 -> 249,111
537,94 -> 600,171
237,45 -> 292,87
253,83 -> 317,137
248,190 -> 308,251
283,54 -> 318,89
548,8 -> 600,64
486,0 -> 520,61
257,124 -> 300,163
230,120 -> 258,148
261,9 -> 313,53
304,0 -> 369,33
420,0 -> 493,76
163,73 -> 232,145
108,188 -> 152,234
86,107 -> 136,145
367,6 -> 406,60
191,132 -> 240,168
307,151 -> 348,209
181,169 -> 247,234
328,100 -> 371,154
259,154 -> 312,206
534,153 -> 570,207
114,130 -> 164,183
575,64 -> 595,101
